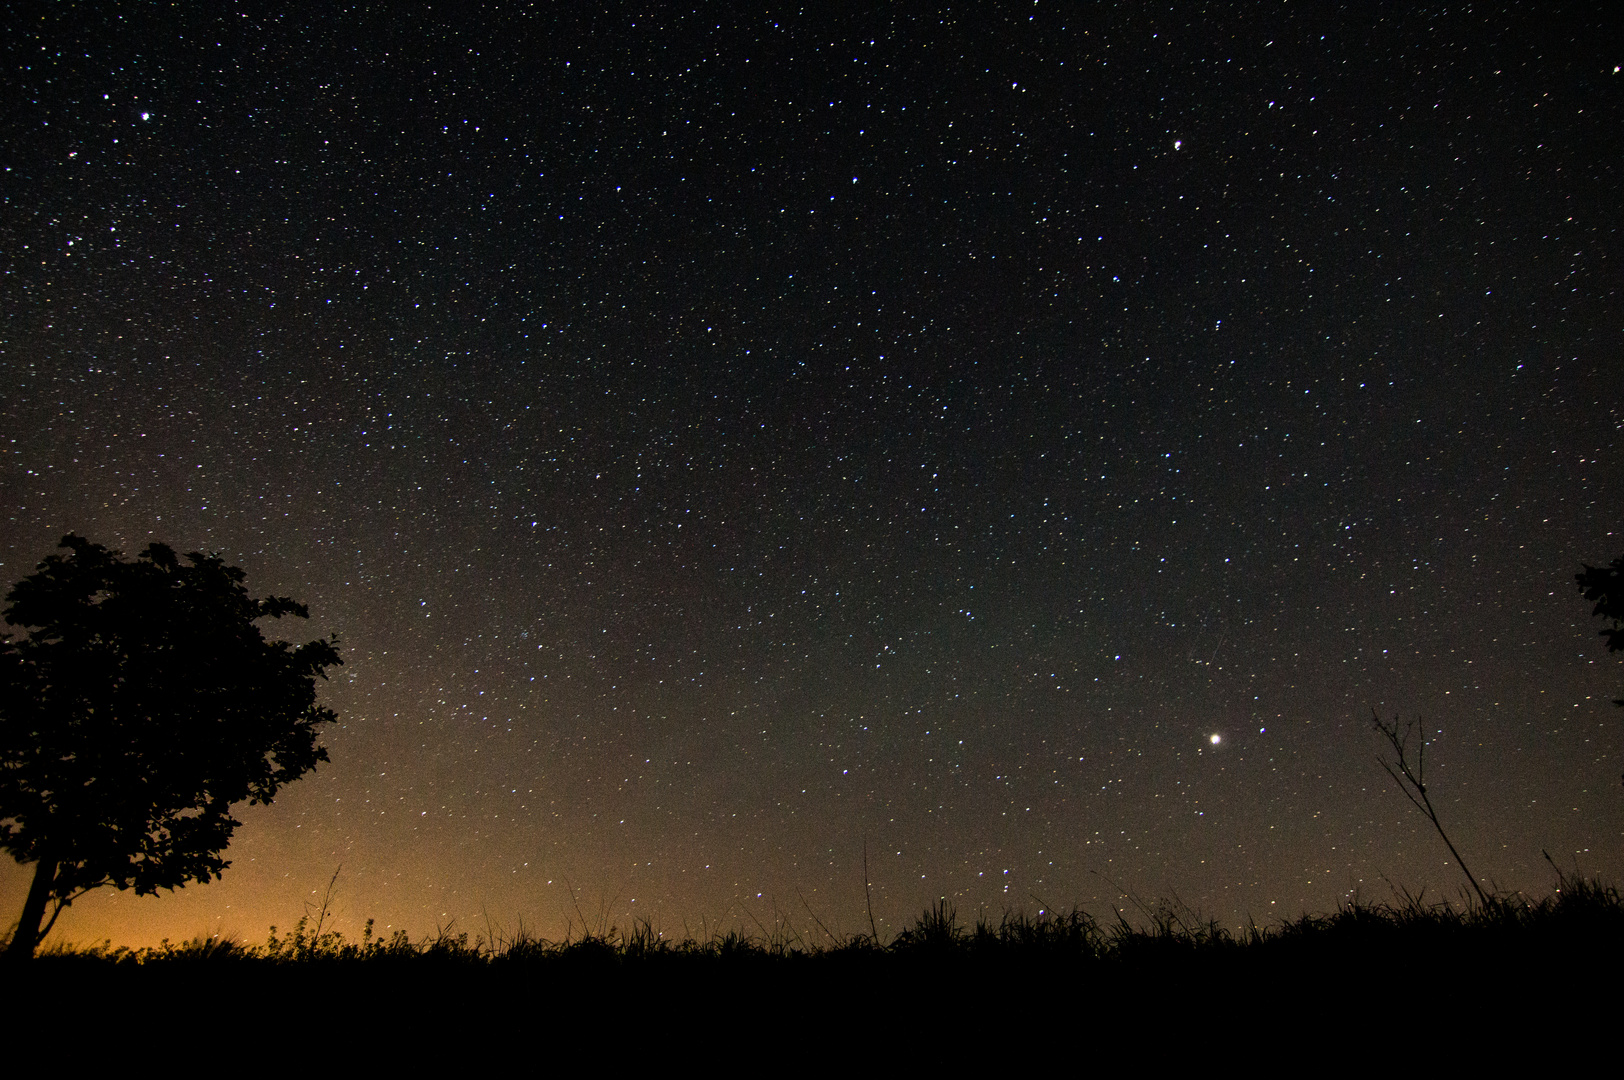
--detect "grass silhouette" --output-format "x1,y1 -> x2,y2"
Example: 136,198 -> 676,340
10,875 -> 1619,1062
17,871 -> 1622,978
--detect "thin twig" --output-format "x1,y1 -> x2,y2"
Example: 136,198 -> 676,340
1371,711 -> 1490,907
310,865 -> 341,940
1092,868 -> 1156,923
797,889 -> 840,945
863,836 -> 880,943
560,875 -> 591,940
770,895 -> 807,950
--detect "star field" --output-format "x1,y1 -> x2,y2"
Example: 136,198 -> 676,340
2,4 -> 1621,945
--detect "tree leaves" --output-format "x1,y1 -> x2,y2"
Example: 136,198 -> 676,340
0,534 -> 341,903
1577,554 -> 1624,708
1578,555 -> 1624,655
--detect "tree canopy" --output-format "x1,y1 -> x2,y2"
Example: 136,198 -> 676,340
1,534 -> 340,958
1578,553 -> 1624,707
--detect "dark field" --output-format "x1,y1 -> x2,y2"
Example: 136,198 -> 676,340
19,877 -> 1622,992
10,880 -> 1617,1063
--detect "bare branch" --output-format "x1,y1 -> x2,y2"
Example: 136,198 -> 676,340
1371,710 -> 1490,907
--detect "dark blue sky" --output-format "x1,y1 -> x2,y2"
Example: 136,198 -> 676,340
3,3 -> 1620,945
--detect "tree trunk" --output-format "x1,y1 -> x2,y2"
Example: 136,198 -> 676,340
4,857 -> 58,962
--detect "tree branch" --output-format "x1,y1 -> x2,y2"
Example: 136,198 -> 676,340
1371,710 -> 1490,907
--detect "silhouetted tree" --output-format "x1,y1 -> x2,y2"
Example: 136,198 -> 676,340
1578,554 -> 1624,707
0,535 -> 340,959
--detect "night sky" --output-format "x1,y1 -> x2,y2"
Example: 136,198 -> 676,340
4,4 -> 1621,948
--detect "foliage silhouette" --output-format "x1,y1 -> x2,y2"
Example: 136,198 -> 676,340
1577,553 -> 1624,707
0,534 -> 340,959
